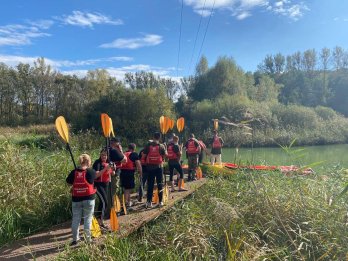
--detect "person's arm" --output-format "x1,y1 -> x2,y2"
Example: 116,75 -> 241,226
220,137 -> 224,147
161,144 -> 168,158
135,160 -> 142,176
110,148 -> 127,163
96,165 -> 112,179
66,170 -> 75,185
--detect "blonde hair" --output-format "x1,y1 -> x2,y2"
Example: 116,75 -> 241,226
79,154 -> 91,167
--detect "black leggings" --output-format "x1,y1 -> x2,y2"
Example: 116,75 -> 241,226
169,161 -> 183,180
146,167 -> 163,203
95,182 -> 108,221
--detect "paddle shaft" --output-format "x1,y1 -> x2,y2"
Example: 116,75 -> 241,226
66,143 -> 77,169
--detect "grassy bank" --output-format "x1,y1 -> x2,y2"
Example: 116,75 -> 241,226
57,165 -> 348,260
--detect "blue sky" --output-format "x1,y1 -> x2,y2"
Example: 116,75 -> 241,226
0,0 -> 347,80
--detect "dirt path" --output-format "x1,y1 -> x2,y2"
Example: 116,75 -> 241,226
0,178 -> 206,261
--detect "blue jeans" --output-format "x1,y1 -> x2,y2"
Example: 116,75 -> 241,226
71,199 -> 95,242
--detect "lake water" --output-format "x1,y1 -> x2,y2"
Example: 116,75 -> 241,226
203,144 -> 348,169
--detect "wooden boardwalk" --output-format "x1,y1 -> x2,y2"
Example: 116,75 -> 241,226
0,178 -> 206,261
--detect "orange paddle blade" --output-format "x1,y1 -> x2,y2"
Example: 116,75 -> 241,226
160,116 -> 165,134
164,117 -> 171,134
110,208 -> 119,231
152,188 -> 159,204
169,119 -> 174,130
55,116 -> 69,143
177,117 -> 185,132
101,113 -> 111,137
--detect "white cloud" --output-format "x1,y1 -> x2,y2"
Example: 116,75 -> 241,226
58,11 -> 123,28
100,34 -> 163,49
62,64 -> 177,81
26,19 -> 54,29
236,11 -> 251,20
0,24 -> 50,46
271,1 -> 309,20
183,0 -> 308,21
0,54 -> 133,68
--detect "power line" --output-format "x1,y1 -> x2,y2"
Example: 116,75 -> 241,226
187,0 -> 207,76
176,0 -> 184,77
194,0 -> 216,74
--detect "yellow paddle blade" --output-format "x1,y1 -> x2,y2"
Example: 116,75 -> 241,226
113,195 -> 121,212
214,119 -> 219,130
160,116 -> 165,134
110,208 -> 119,231
101,113 -> 111,137
122,194 -> 127,215
91,216 -> 102,238
55,116 -> 69,143
109,117 -> 115,137
163,186 -> 169,203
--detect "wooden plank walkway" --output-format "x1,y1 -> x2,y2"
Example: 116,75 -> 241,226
0,178 -> 206,261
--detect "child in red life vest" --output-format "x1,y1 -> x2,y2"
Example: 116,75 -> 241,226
210,130 -> 224,165
185,133 -> 201,181
119,143 -> 142,208
167,135 -> 187,191
92,149 -> 115,229
66,154 -> 106,245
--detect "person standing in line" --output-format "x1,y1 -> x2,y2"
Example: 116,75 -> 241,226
66,154 -> 103,245
167,135 -> 187,192
92,149 -> 115,230
143,132 -> 167,208
108,138 -> 126,215
185,134 -> 201,181
137,146 -> 148,202
119,143 -> 142,208
210,130 -> 224,166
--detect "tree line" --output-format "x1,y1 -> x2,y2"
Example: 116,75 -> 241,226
1,46 -> 348,146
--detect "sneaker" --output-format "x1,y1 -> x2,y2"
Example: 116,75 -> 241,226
159,202 -> 164,208
127,201 -> 133,207
70,240 -> 79,246
145,201 -> 153,209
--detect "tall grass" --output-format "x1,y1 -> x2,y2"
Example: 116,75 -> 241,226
57,165 -> 348,260
0,131 -> 103,246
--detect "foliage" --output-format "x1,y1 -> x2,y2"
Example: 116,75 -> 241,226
58,165 -> 348,260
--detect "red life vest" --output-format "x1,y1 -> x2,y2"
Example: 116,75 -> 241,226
72,169 -> 96,197
167,143 -> 179,160
120,151 -> 135,170
140,151 -> 147,166
187,139 -> 199,155
212,136 -> 222,149
146,144 -> 163,165
95,162 -> 111,183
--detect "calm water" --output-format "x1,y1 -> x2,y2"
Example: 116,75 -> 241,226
206,144 -> 348,169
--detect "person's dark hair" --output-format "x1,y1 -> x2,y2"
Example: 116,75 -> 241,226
128,143 -> 136,150
110,137 -> 120,143
189,133 -> 195,138
100,148 -> 108,154
153,132 -> 161,140
213,130 -> 218,134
